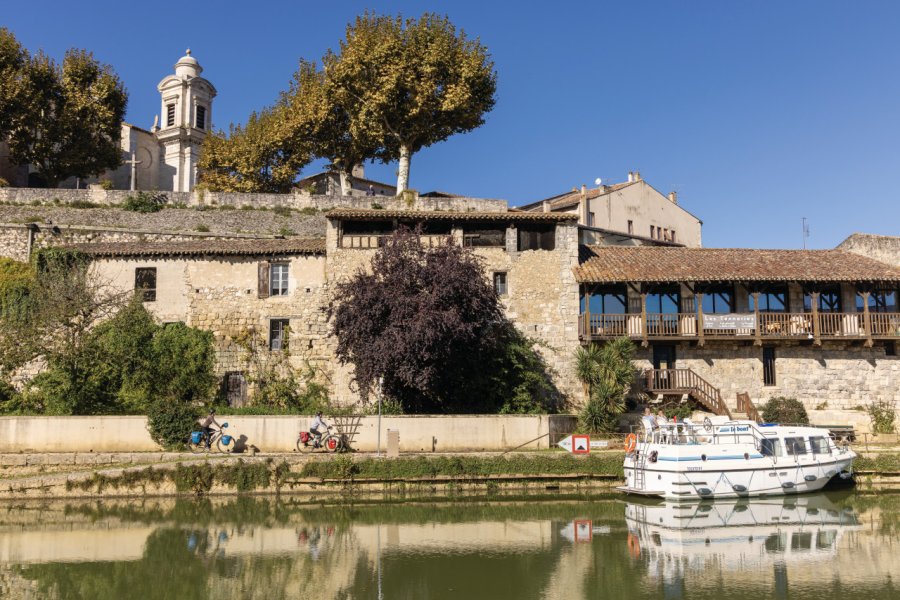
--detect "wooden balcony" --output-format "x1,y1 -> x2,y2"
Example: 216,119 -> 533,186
579,311 -> 900,344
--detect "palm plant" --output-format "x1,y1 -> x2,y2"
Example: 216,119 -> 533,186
575,337 -> 636,434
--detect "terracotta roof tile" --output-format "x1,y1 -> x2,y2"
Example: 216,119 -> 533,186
575,246 -> 900,284
63,238 -> 326,258
325,208 -> 577,222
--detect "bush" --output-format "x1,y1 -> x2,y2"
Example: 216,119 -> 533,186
576,338 -> 637,434
273,205 -> 292,217
761,396 -> 809,424
99,179 -> 114,190
147,399 -> 200,450
867,400 -> 897,434
195,224 -> 210,232
123,191 -> 167,213
69,200 -> 100,208
0,177 -> 9,187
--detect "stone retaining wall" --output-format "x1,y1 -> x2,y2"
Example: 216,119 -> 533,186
0,414 -> 578,453
0,187 -> 507,212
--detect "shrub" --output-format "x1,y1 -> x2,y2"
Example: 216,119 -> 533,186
867,399 -> 897,434
195,224 -> 210,232
761,396 -> 809,424
0,177 -> 9,187
99,179 -> 114,190
69,200 -> 100,208
123,191 -> 167,213
278,227 -> 295,237
273,205 -> 292,217
147,398 -> 200,450
576,338 -> 637,433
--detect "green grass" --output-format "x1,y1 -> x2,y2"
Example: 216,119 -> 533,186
855,452 -> 900,473
297,453 -> 625,480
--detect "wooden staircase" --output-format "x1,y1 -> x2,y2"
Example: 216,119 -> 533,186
640,368 -> 732,418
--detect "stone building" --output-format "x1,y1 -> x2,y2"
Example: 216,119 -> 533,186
519,171 -> 704,247
576,246 -> 900,416
67,208 -> 585,407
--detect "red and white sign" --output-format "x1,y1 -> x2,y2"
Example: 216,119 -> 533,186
574,520 -> 593,542
572,434 -> 591,454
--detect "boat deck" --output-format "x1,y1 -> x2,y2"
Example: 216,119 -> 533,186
616,485 -> 665,498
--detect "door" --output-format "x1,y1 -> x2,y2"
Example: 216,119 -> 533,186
652,345 -> 677,390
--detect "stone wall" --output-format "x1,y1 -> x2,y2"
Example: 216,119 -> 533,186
838,233 -> 900,267
635,341 -> 899,419
0,187 -> 507,212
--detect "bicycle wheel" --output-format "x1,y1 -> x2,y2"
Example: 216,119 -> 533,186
189,439 -> 206,453
296,437 -> 314,453
216,436 -> 232,454
325,435 -> 341,452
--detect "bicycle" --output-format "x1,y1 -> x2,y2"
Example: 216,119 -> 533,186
189,423 -> 234,453
297,425 -> 345,453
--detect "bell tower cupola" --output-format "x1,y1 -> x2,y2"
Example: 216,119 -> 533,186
155,49 -> 217,192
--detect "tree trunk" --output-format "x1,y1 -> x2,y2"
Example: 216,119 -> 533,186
396,145 -> 411,194
339,170 -> 352,196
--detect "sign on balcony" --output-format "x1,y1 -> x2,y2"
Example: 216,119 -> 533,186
703,313 -> 756,330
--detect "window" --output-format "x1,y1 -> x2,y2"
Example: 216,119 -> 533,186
627,220 -> 634,235
886,341 -> 897,357
587,212 -> 595,227
493,272 -> 508,296
195,105 -> 206,130
517,224 -> 555,251
784,437 -> 807,455
759,438 -> 784,457
763,346 -> 776,386
166,103 -> 175,127
751,286 -> 789,312
135,267 -> 157,302
270,263 -> 289,296
269,319 -> 289,351
463,224 -> 506,247
646,286 -> 680,314
650,225 -> 656,239
700,286 -> 734,314
670,230 -> 676,243
810,437 -> 830,455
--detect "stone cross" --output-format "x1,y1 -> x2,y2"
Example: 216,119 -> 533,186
124,151 -> 142,191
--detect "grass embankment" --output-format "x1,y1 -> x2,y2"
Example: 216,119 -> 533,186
855,453 -> 900,473
297,453 -> 625,481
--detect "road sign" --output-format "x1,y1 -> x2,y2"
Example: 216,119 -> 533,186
557,435 -> 610,454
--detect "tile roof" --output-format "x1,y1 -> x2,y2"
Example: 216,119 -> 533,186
325,208 -> 578,222
520,181 -> 639,211
575,246 -> 900,284
63,238 -> 326,258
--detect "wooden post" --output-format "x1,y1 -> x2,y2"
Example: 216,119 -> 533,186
584,285 -> 592,339
697,292 -> 705,347
861,291 -> 873,347
753,292 -> 761,345
811,291 -> 821,346
641,292 -> 649,347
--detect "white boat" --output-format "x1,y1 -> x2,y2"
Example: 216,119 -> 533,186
619,418 -> 856,499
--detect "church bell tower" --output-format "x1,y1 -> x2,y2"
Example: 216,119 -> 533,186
155,49 -> 216,192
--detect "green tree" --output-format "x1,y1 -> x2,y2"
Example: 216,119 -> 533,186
199,104 -> 310,193
283,60 -> 379,195
324,12 -> 497,193
6,48 -> 127,187
575,338 -> 637,433
0,27 -> 27,139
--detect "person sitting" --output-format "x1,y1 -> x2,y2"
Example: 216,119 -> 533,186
640,407 -> 656,441
309,411 -> 329,448
656,410 -> 669,442
199,408 -> 220,448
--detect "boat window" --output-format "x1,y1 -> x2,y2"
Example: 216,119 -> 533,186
791,532 -> 812,551
759,438 -> 783,457
809,436 -> 830,455
784,437 -> 807,455
816,530 -> 837,549
764,533 -> 787,553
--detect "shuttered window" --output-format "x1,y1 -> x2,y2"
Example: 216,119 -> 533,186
196,105 -> 206,130
270,263 -> 289,296
258,262 -> 270,298
166,104 -> 175,127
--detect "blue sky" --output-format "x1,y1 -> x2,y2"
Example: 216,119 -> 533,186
5,1 -> 899,248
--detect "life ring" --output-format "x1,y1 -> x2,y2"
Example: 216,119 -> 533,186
627,532 -> 641,558
624,433 -> 638,453
649,450 -> 658,463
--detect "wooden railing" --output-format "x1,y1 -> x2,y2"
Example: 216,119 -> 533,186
736,392 -> 762,423
641,368 -> 732,418
581,312 -> 900,341
340,234 -> 448,249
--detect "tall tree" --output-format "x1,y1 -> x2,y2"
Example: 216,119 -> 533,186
0,27 -> 27,139
284,60 -> 378,195
199,104 -> 310,193
325,13 -> 497,194
6,48 -> 127,187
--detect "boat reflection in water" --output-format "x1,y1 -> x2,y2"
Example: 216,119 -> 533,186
623,493 -> 862,598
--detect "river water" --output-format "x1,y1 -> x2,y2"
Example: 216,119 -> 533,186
0,490 -> 896,599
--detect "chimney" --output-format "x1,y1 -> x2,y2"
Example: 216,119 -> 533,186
633,171 -> 641,181
542,200 -> 551,213
581,184 -> 587,195
668,191 -> 678,204
627,171 -> 634,183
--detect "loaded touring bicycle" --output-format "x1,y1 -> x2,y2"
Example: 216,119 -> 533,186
620,417 -> 856,499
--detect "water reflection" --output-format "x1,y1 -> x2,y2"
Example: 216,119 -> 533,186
0,492 -> 895,599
